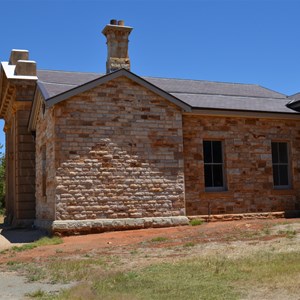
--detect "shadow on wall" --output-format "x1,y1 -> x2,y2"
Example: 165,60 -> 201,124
285,210 -> 300,218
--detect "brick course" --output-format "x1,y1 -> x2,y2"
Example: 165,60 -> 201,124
183,115 -> 300,215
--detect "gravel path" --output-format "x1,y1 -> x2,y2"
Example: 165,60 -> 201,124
0,226 -> 71,299
0,271 -> 72,299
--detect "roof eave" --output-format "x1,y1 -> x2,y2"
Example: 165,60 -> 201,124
187,107 -> 300,119
286,99 -> 300,112
1,62 -> 38,81
44,69 -> 191,112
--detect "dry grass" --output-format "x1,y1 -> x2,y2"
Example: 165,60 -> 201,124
7,221 -> 300,300
33,250 -> 300,300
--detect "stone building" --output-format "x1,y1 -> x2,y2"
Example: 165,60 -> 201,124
1,20 -> 300,234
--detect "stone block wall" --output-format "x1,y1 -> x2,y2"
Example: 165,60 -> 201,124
15,108 -> 36,220
35,100 -> 56,221
183,115 -> 300,215
36,76 -> 185,221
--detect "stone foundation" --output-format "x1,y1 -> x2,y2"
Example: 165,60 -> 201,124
188,211 -> 294,222
36,216 -> 189,235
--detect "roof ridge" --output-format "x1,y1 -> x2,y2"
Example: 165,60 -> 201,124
38,69 -> 102,75
38,81 -> 77,87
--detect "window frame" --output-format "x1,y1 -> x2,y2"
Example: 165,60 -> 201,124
271,141 -> 291,190
203,140 -> 226,192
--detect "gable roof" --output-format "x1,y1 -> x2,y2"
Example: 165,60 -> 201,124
38,69 -> 191,111
36,69 -> 297,114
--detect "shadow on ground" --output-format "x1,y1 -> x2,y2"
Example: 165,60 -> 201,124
0,223 -> 47,244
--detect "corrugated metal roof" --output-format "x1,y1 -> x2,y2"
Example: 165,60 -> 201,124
36,69 -> 295,114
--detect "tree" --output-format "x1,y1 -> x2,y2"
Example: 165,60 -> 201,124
0,144 -> 5,212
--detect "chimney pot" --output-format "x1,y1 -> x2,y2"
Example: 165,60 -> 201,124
118,20 -> 124,26
110,19 -> 117,25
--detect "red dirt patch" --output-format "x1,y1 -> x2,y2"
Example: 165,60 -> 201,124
0,218 -> 299,264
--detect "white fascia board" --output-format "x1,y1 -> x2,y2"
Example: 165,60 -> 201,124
1,62 -> 38,81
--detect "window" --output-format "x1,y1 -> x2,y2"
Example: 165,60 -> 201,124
271,142 -> 290,189
203,140 -> 225,191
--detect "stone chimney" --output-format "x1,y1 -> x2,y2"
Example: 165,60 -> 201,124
102,19 -> 133,73
9,49 -> 37,76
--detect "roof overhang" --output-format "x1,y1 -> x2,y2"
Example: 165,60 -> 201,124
286,98 -> 300,112
186,107 -> 300,120
1,62 -> 38,81
42,68 -> 191,112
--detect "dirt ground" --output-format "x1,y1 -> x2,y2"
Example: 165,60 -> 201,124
0,218 -> 300,299
0,218 -> 299,264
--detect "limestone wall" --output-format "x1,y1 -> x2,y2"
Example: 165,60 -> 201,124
35,102 -> 56,221
39,76 -> 185,221
15,109 -> 36,220
183,115 -> 300,215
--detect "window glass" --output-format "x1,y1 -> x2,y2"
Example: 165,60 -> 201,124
278,143 -> 288,163
271,142 -> 290,189
213,165 -> 223,187
212,141 -> 222,163
203,140 -> 225,190
203,141 -> 212,163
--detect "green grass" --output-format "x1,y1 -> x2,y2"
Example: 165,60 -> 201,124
1,236 -> 63,254
150,236 -> 169,243
189,219 -> 204,226
37,250 -> 300,300
10,236 -> 62,252
183,242 -> 195,247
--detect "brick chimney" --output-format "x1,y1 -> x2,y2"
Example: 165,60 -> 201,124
102,19 -> 133,73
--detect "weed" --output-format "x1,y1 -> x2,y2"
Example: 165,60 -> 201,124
150,236 -> 168,243
25,289 -> 46,298
262,225 -> 271,235
278,229 -> 297,239
6,260 -> 23,271
189,219 -> 204,226
183,242 -> 195,247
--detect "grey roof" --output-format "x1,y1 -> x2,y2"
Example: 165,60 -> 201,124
37,70 -> 101,99
286,92 -> 300,112
37,69 -> 296,114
